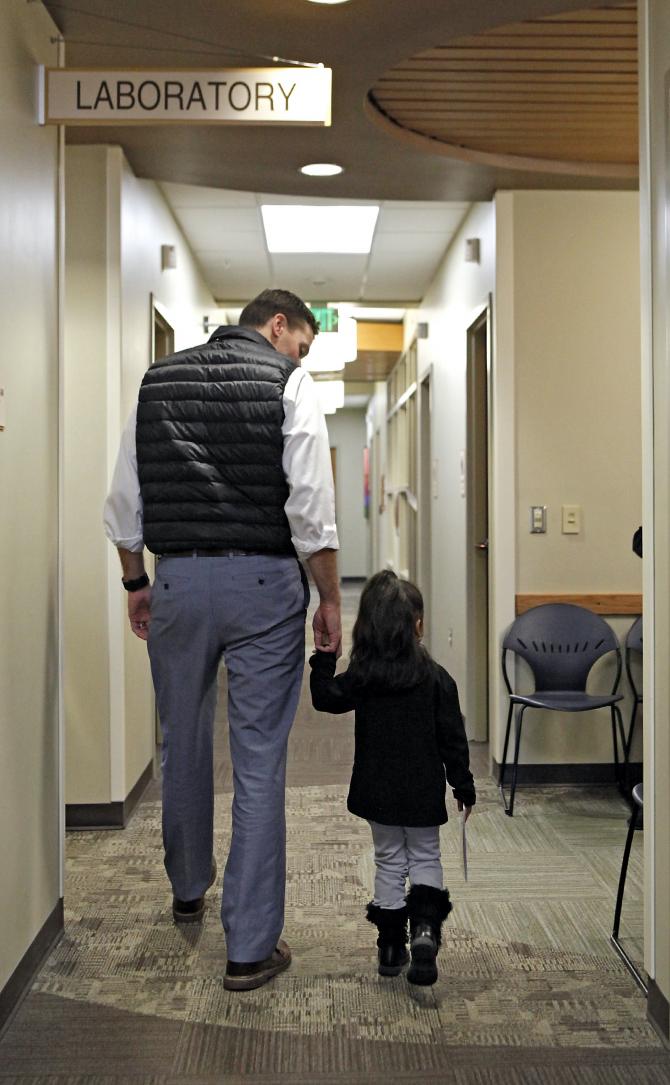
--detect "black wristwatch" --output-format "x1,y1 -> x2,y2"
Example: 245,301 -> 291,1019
122,573 -> 150,592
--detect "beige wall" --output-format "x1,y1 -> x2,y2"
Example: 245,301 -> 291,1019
325,408 -> 369,579
0,0 -> 62,991
64,146 -> 217,805
496,190 -> 641,766
408,203 -> 496,725
64,147 -> 117,802
512,191 -> 641,595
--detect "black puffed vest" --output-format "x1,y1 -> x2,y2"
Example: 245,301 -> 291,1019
136,326 -> 296,555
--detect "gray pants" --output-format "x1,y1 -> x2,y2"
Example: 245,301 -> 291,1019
368,821 -> 443,910
148,553 -> 307,961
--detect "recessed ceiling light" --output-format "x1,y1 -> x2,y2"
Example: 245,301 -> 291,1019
306,1 -> 351,5
300,162 -> 343,177
261,204 -> 379,254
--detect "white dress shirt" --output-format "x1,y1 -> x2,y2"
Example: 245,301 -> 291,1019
103,366 -> 339,559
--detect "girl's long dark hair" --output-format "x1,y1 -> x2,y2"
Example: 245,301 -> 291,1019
348,570 -> 431,691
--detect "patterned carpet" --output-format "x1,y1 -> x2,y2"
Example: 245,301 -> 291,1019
0,586 -> 666,1083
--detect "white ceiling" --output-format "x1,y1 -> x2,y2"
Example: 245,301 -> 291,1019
160,182 -> 471,304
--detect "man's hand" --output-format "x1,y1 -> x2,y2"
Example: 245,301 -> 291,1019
313,602 -> 342,657
306,548 -> 342,657
128,585 -> 152,641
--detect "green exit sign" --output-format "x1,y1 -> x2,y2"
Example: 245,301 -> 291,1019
310,306 -> 338,333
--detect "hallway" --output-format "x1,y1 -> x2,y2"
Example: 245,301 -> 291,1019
0,586 -> 665,1083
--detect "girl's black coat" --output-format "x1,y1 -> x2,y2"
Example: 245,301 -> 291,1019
309,651 -> 476,827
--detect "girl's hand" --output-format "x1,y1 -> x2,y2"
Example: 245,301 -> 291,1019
457,800 -> 473,823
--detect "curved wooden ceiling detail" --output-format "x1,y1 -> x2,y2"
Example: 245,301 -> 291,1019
367,3 -> 637,179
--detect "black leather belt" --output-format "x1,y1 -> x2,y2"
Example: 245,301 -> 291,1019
160,548 -> 264,558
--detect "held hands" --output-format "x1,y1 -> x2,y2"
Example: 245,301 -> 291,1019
313,602 -> 342,657
128,585 -> 152,641
457,800 -> 473,823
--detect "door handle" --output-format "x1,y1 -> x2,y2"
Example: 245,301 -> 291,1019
475,539 -> 489,551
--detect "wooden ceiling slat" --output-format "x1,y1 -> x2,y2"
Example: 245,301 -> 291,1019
543,9 -> 636,21
419,48 -> 637,61
376,93 -> 638,105
473,26 -> 636,40
391,61 -> 637,73
389,109 -> 638,120
380,71 -> 637,84
418,118 -> 635,129
374,84 -> 637,97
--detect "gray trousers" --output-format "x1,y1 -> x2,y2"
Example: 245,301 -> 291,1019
368,821 -> 443,910
148,553 -> 307,961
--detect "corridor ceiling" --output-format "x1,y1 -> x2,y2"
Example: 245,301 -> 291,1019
44,0 -> 639,304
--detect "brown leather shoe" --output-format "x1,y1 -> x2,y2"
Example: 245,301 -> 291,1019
223,939 -> 292,991
172,857 -> 217,924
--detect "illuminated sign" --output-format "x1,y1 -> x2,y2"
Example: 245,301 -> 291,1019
39,67 -> 332,126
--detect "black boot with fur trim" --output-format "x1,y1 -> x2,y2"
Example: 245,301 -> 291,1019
365,902 -> 409,976
405,884 -> 452,986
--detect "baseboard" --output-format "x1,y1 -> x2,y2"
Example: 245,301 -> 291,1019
492,758 -> 643,786
648,978 -> 670,1047
0,897 -> 63,1037
66,758 -> 154,830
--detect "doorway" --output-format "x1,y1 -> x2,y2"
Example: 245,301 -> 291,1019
150,299 -> 175,747
418,373 -> 432,645
465,305 -> 491,742
152,304 -> 174,362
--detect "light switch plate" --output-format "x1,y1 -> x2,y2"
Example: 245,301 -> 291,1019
530,505 -> 546,533
562,504 -> 581,534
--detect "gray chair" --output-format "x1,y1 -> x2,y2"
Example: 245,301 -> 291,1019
500,603 -> 626,816
611,781 -> 646,993
624,616 -> 642,763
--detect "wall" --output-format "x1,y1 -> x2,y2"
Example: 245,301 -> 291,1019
325,408 -> 369,579
64,147 -> 217,807
407,204 -> 496,722
0,0 -> 62,1005
496,190 -> 641,767
639,0 -> 670,1034
64,147 -> 118,802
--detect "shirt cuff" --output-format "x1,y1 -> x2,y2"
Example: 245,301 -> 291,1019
291,527 -> 340,560
106,534 -> 145,553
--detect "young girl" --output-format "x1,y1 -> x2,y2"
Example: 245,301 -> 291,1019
309,569 -> 475,986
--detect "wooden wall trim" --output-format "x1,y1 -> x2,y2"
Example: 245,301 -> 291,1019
515,593 -> 642,616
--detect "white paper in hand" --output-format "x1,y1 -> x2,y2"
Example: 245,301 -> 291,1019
461,810 -> 468,882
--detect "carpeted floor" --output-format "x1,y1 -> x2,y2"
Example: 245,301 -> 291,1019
0,586 -> 665,1084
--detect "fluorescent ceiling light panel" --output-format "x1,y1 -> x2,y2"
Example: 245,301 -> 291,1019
261,204 -> 379,253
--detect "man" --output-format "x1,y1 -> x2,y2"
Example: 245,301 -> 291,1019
104,288 -> 341,991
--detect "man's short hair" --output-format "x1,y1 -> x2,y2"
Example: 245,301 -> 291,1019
239,289 -> 319,336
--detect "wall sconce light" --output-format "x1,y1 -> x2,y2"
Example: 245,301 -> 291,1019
464,238 -> 480,263
161,244 -> 177,270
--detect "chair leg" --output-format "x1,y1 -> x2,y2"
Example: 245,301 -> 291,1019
612,802 -> 639,940
612,704 -> 628,795
506,706 -> 525,818
499,702 -> 514,810
625,702 -> 638,764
